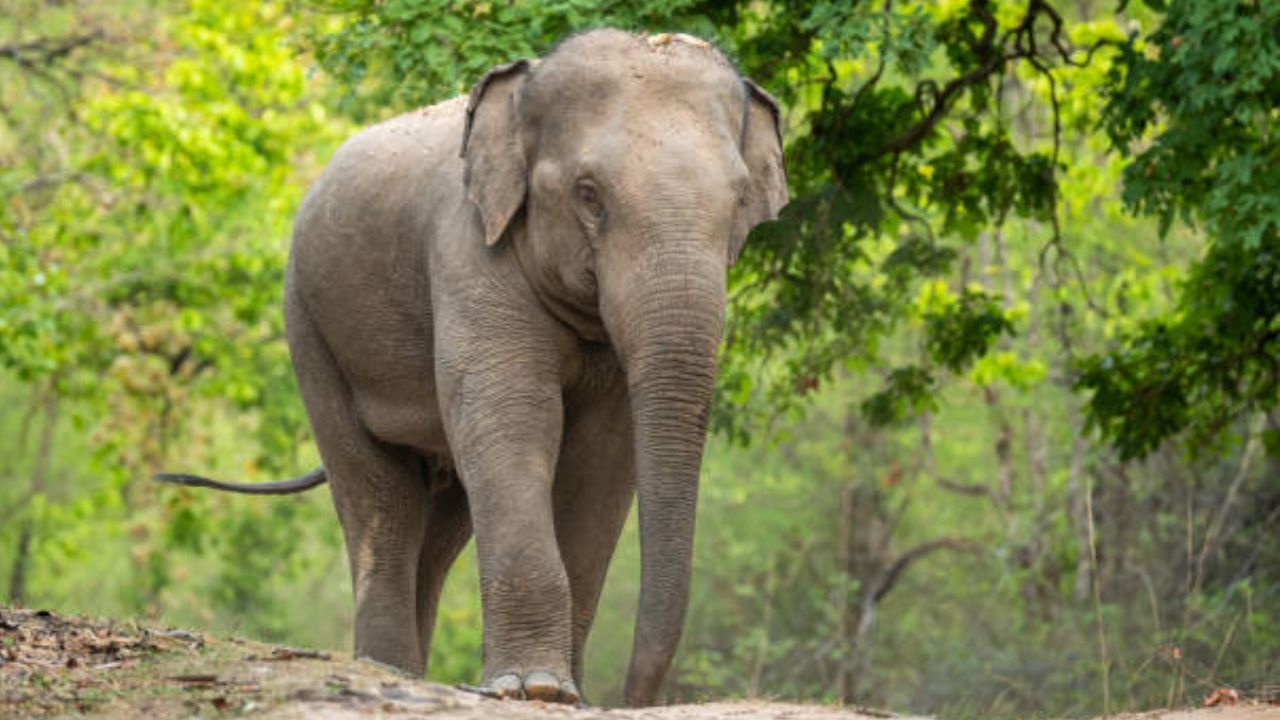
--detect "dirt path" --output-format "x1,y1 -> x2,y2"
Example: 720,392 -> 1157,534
1,608 -> 1275,719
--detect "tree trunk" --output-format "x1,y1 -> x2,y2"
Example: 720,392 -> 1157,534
1066,413 -> 1092,602
1022,274 -> 1049,496
8,394 -> 58,606
835,483 -> 856,703
849,595 -> 877,703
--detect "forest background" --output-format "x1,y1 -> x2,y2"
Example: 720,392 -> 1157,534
2,0 -> 1277,717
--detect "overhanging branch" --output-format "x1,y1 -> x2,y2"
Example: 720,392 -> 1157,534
0,32 -> 100,68
0,31 -> 101,99
872,536 -> 981,602
872,0 -> 1111,159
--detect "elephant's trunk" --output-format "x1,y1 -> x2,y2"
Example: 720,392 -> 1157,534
609,245 -> 725,707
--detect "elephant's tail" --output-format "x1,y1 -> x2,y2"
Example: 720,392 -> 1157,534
154,467 -> 327,495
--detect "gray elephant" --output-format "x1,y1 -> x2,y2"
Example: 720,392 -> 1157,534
158,29 -> 786,706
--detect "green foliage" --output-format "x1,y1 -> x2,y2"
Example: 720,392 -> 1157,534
1,0 -> 347,639
859,285 -> 1016,427
711,0 -> 1112,437
1,0 -> 337,475
924,287 -> 1015,373
302,0 -> 708,117
861,366 -> 938,426
1079,0 -> 1280,458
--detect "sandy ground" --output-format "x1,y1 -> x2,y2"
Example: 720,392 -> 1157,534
1,608 -> 1275,719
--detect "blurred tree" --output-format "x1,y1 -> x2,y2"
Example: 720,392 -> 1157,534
1,0 -> 346,630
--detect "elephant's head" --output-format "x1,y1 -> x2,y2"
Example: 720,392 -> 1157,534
460,29 -> 787,706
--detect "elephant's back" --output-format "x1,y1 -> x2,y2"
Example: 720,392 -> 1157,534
299,95 -> 469,234
285,96 -> 471,460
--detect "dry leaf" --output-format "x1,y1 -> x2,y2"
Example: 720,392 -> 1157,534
1203,687 -> 1240,707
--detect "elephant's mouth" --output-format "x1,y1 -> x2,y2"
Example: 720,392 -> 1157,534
534,285 -> 610,343
512,226 -> 610,343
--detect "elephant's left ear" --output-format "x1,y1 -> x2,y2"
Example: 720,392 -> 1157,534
462,59 -> 535,247
730,79 -> 789,266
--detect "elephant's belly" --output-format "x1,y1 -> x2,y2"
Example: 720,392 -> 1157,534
353,377 -> 452,461
331,324 -> 451,460
298,258 -> 452,461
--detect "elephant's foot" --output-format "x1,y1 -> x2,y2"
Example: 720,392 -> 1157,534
488,672 -> 579,704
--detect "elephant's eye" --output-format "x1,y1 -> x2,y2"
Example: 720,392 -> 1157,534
576,182 -> 605,222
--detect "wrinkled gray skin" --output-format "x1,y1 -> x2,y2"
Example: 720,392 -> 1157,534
180,30 -> 785,706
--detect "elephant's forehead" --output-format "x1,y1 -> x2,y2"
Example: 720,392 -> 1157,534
528,30 -> 742,108
547,28 -> 732,69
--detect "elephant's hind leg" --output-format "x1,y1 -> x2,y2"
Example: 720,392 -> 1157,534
415,468 -> 472,674
287,304 -> 429,675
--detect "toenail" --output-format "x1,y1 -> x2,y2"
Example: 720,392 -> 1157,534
523,671 -> 562,702
490,673 -> 523,699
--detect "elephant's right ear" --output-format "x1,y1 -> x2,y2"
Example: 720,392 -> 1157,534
461,59 -> 533,247
729,79 -> 789,266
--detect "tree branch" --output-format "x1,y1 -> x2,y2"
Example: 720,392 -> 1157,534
20,172 -> 90,194
872,536 -> 981,602
0,32 -> 100,68
936,476 -> 1003,503
878,0 -> 1001,154
875,0 -> 1113,159
0,31 -> 101,101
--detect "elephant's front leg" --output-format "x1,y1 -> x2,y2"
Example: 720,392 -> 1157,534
439,355 -> 577,703
554,374 -> 635,693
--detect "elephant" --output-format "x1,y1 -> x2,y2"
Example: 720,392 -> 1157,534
157,28 -> 787,706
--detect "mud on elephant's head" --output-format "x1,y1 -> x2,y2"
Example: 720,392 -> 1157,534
460,29 -> 787,349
